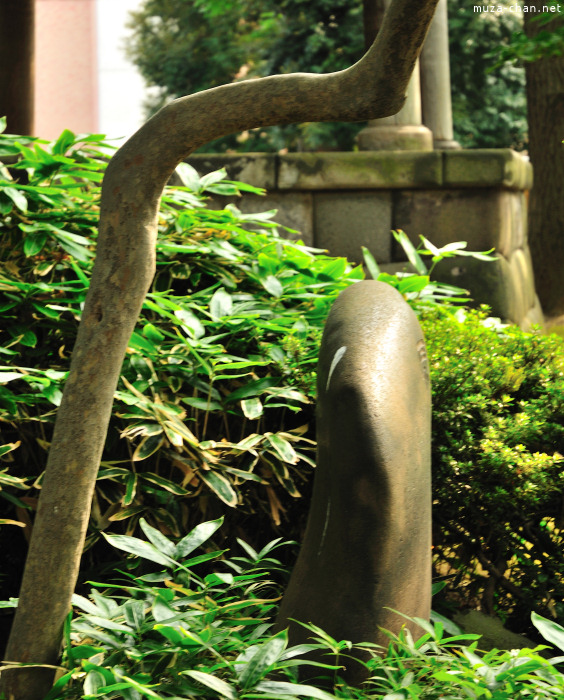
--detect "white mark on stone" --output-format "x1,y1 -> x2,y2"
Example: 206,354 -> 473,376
318,500 -> 331,557
326,346 -> 347,391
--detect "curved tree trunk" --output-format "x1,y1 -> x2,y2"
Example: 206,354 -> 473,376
0,1 -> 439,697
524,7 -> 564,317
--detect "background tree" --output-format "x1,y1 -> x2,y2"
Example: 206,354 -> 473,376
0,0 -> 35,135
448,0 -> 527,149
492,2 -> 564,316
126,0 -> 367,151
524,7 -> 564,317
126,0 -> 528,151
1,0 -> 440,697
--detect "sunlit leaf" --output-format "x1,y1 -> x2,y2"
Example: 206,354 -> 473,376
102,532 -> 177,568
182,670 -> 237,699
175,516 -> 224,559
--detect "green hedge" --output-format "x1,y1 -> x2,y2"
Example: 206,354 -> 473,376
424,307 -> 564,635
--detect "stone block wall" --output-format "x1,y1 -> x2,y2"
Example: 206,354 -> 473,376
186,150 -> 542,329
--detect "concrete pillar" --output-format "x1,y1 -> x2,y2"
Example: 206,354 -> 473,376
420,0 -> 460,149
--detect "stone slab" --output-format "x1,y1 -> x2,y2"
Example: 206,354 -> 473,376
443,149 -> 533,190
191,192 -> 314,246
240,192 -> 314,246
186,153 -> 277,190
394,189 -> 514,257
314,191 -> 392,264
278,152 -> 443,190
432,255 -> 522,324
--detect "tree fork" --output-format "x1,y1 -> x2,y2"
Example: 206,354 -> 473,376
1,1 -> 439,697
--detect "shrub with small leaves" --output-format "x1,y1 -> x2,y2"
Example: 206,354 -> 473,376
424,306 -> 564,635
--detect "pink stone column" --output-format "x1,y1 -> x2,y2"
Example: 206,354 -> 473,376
34,0 -> 98,139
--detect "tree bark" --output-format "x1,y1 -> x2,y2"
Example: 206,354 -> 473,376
0,0 -> 35,135
524,7 -> 564,317
0,1 -> 439,697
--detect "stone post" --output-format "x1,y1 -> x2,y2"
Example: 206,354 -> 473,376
275,281 -> 432,685
420,0 -> 460,149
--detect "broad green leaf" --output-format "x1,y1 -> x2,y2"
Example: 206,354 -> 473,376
200,168 -> 228,190
241,397 -> 264,420
123,473 -> 138,506
82,615 -> 133,633
142,322 -> 164,343
175,161 -> 202,190
181,396 -> 223,411
23,232 -> 47,256
532,612 -> 564,653
397,275 -> 430,295
0,372 -> 25,384
52,128 -> 76,155
123,600 -> 146,631
392,230 -> 427,275
266,434 -> 298,464
84,669 -> 107,694
3,186 -> 27,212
71,594 -> 102,616
210,287 -> 233,319
132,434 -> 164,462
254,680 -> 338,700
42,384 -> 63,406
175,516 -> 224,558
16,330 -> 37,347
362,245 -> 381,280
140,472 -> 189,495
237,630 -> 288,689
198,469 -> 238,507
226,377 -> 280,403
139,517 -> 176,558
259,274 -> 283,298
102,532 -> 177,568
175,308 -> 205,339
0,441 -> 20,458
182,670 -> 237,699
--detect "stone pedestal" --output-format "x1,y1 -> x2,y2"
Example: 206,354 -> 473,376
357,59 -> 433,151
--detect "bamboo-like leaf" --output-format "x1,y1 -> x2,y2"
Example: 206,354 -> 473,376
532,612 -> 564,653
241,397 -> 264,420
175,516 -> 224,559
198,469 -> 238,507
182,670 -> 237,699
361,245 -> 381,280
236,630 -> 288,689
266,434 -> 299,464
102,532 -> 177,568
123,473 -> 138,506
210,287 -> 233,319
139,517 -> 176,558
84,669 -> 107,694
132,434 -> 165,461
254,680 -> 339,700
140,472 -> 189,495
392,229 -> 427,275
